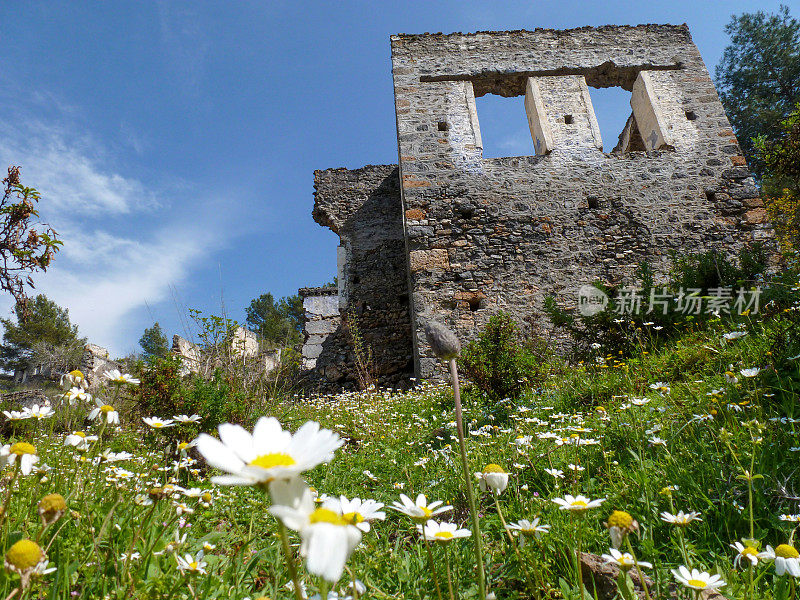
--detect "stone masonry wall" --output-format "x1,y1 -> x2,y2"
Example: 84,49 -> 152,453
300,286 -> 341,372
303,166 -> 413,389
390,25 -> 773,378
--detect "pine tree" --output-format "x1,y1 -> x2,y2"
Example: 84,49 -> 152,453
139,322 -> 170,358
0,294 -> 85,372
245,293 -> 303,346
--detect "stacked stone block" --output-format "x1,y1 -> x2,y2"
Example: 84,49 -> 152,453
299,24 -> 773,387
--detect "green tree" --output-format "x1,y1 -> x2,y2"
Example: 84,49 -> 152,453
277,294 -> 303,335
715,5 -> 800,176
756,103 -> 800,252
139,322 -> 170,358
0,294 -> 85,372
245,293 -> 302,346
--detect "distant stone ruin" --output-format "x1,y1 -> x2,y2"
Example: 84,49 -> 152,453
300,24 -> 774,390
171,327 -> 282,377
172,335 -> 202,376
13,342 -> 119,388
81,343 -> 120,386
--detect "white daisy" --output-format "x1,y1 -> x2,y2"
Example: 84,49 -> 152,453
730,542 -> 759,568
779,514 -> 800,523
649,382 -> 670,394
3,409 -> 30,421
194,417 -> 343,486
758,544 -> 800,577
722,331 -> 747,341
88,399 -> 120,425
390,493 -> 452,523
64,431 -> 98,451
104,369 -> 140,386
671,566 -> 725,591
475,464 -> 509,495
552,494 -> 605,513
25,404 -> 55,420
740,368 -> 761,378
602,548 -> 652,572
660,510 -> 702,526
0,442 -> 39,475
60,370 -> 87,390
143,417 -> 175,429
338,496 -> 385,532
173,414 -> 201,424
270,479 -> 362,584
62,387 -> 91,405
506,518 -> 550,546
417,520 -> 471,543
175,550 -> 207,575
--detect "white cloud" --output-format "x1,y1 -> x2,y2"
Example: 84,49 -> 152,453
0,122 -> 157,216
34,225 -> 216,354
0,112 -> 240,357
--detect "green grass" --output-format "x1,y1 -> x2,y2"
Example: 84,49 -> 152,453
0,311 -> 799,599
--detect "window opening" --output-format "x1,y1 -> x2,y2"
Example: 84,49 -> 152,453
473,93 -> 533,158
586,86 -> 634,153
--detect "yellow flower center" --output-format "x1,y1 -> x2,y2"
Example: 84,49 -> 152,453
201,493 -> 212,502
100,405 -> 115,413
178,442 -> 189,450
741,546 -> 758,557
69,370 -> 84,379
152,422 -> 163,428
74,431 -> 86,438
607,510 -> 634,529
687,579 -> 706,588
248,453 -> 296,470
9,442 -> 36,456
434,531 -> 453,540
483,464 -> 506,474
39,494 -> 66,513
308,508 -> 347,526
189,561 -> 198,569
776,544 -> 800,559
419,506 -> 433,516
342,511 -> 364,524
571,500 -> 588,509
5,539 -> 43,570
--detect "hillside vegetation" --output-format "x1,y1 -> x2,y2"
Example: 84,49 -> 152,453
0,257 -> 798,600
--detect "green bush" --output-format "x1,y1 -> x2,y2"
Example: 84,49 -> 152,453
544,246 -> 770,361
134,356 -> 254,432
185,369 -> 250,431
134,354 -> 185,419
458,312 -> 550,403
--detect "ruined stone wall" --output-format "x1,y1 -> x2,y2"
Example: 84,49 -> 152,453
390,25 -> 772,378
303,165 -> 414,389
300,287 -> 342,373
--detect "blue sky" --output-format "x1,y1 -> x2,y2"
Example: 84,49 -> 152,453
0,0 -> 793,357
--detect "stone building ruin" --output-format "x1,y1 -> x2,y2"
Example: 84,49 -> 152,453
300,24 -> 772,390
